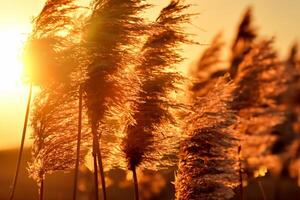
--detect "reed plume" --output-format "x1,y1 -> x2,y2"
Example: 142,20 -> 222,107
190,33 -> 225,97
230,7 -> 257,78
82,0 -> 149,199
11,1 -> 83,199
280,43 -> 300,124
276,43 -> 300,185
103,1 -> 192,199
121,0 -> 191,171
28,85 -> 90,199
233,40 -> 286,177
269,43 -> 300,171
287,43 -> 298,67
23,0 -> 82,86
284,44 -> 300,184
175,76 -> 239,200
192,33 -> 224,78
288,140 -> 300,186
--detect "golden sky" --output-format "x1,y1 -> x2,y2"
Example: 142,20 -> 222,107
0,0 -> 299,150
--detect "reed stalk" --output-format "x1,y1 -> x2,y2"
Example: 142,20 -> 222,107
258,180 -> 267,200
72,85 -> 83,200
132,167 -> 139,200
96,144 -> 107,200
9,83 -> 33,200
92,126 -> 106,200
39,178 -> 44,200
92,151 -> 99,200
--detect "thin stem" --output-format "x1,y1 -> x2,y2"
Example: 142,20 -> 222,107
92,151 -> 99,200
91,123 -> 107,200
39,178 -> 44,200
238,146 -> 244,200
96,143 -> 107,200
132,167 -> 139,200
9,83 -> 33,200
72,85 -> 83,200
258,179 -> 267,200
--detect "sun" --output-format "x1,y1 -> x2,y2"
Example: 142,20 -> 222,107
0,29 -> 27,92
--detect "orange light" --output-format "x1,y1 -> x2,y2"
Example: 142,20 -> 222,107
0,29 -> 26,91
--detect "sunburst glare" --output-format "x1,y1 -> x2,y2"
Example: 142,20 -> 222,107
0,29 -> 27,92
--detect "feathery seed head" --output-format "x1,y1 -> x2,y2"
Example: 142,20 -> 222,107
115,0 -> 192,171
176,76 -> 239,200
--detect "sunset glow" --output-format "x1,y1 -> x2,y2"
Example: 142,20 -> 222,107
0,29 -> 26,92
0,1 -> 300,200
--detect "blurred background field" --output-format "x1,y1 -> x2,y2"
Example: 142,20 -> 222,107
1,148 -> 299,200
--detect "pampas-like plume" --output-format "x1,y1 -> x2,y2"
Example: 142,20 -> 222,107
288,140 -> 300,186
23,0 -> 82,86
12,1 -> 83,199
284,44 -> 300,184
192,33 -> 224,79
28,85 -> 90,199
113,1 -> 192,199
287,43 -> 298,67
275,43 -> 300,185
233,40 -> 286,176
175,76 -> 239,200
82,0 -> 149,199
279,43 -> 300,110
270,43 -> 299,159
230,7 -> 256,78
121,0 -> 191,170
190,33 -> 226,97
83,0 -> 149,137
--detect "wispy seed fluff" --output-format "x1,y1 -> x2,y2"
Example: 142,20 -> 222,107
84,0 -> 149,121
190,33 -> 226,97
230,7 -> 257,78
28,85 -> 90,188
82,0 -> 149,164
233,40 -> 286,176
26,0 -> 90,191
275,44 -> 300,182
23,0 -> 82,86
175,77 -> 239,200
119,0 -> 192,171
